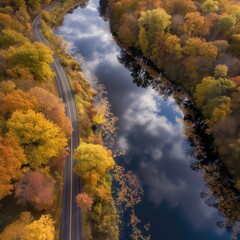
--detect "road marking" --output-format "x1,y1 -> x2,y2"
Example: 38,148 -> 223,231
33,12 -> 75,240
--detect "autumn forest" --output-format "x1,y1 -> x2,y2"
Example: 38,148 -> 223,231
0,0 -> 240,239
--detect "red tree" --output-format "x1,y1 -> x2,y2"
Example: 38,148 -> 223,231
15,171 -> 55,210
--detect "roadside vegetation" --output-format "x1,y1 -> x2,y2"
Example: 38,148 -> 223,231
0,0 -> 77,239
108,0 -> 240,187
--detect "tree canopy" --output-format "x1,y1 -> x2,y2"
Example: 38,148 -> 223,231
74,141 -> 115,185
7,110 -> 67,169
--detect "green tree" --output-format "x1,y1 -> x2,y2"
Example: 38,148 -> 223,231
216,15 -> 236,36
7,110 -> 67,169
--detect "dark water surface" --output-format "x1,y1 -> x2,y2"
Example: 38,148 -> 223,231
57,0 -> 231,239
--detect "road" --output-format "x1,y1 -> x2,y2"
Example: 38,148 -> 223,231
33,4 -> 81,240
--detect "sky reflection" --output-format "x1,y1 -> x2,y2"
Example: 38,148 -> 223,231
57,0 -> 230,239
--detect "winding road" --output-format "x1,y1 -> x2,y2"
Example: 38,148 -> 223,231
33,4 -> 81,240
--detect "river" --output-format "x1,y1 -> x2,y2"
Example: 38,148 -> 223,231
57,0 -> 232,239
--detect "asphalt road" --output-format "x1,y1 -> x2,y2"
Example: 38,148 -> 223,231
33,5 -> 81,240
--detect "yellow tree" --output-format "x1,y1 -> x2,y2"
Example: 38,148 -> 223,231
138,27 -> 149,56
165,34 -> 182,59
183,37 -> 218,60
74,141 -> 115,185
9,42 -> 54,82
26,215 -> 55,240
0,212 -> 33,240
7,110 -> 67,169
0,29 -> 28,49
0,212 -> 55,240
138,8 -> 171,43
201,0 -> 219,14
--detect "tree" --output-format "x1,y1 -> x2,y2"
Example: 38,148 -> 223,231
0,212 -> 55,240
9,42 -> 54,82
0,29 -> 28,49
0,89 -> 39,117
30,87 -> 72,136
201,0 -> 219,14
138,27 -> 149,56
74,141 -> 115,185
26,214 -> 55,240
194,76 -> 222,108
166,0 -> 196,15
138,9 -> 171,43
0,136 -> 26,200
7,65 -> 34,82
137,0 -> 161,11
0,13 -> 23,31
214,64 -> 228,78
207,96 -> 231,126
194,76 -> 235,109
76,192 -> 93,211
7,110 -> 67,168
183,37 -> 218,60
0,80 -> 15,94
182,12 -> 210,37
117,13 -> 138,47
26,0 -> 41,11
165,34 -> 182,59
15,6 -> 31,33
15,171 -> 55,210
0,212 -> 33,240
216,15 -> 236,36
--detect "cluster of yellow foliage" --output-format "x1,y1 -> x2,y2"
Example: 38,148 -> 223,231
0,212 -> 55,240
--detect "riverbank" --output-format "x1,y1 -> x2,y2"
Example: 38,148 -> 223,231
107,0 -> 240,188
40,1 -> 122,239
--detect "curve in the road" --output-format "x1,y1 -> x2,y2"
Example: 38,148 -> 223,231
33,4 -> 81,240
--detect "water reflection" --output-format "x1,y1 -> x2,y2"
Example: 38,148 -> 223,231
57,0 -> 234,239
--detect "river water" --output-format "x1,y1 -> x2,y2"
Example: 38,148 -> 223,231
57,0 -> 231,239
